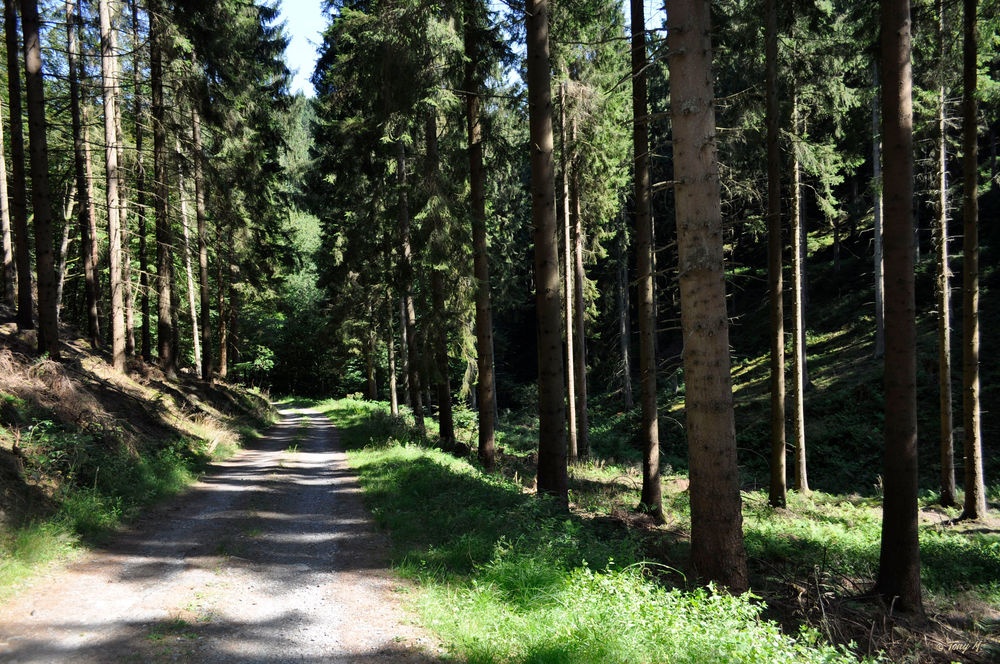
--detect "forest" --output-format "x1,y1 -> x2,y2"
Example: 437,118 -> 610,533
0,0 -> 999,661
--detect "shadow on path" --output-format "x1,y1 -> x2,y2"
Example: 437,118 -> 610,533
0,406 -> 447,663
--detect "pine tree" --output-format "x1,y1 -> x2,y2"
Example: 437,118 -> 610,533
876,0 -> 923,616
960,0 -> 986,521
99,0 -> 127,371
526,0 -> 567,503
667,0 -> 748,592
67,0 -> 102,349
463,0 -> 498,471
5,0 -> 33,331
21,0 -> 60,358
631,0 -> 661,519
766,0 -> 786,508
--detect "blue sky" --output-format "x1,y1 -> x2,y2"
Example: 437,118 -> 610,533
279,0 -> 328,96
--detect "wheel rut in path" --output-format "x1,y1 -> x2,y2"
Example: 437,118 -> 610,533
0,405 -> 444,663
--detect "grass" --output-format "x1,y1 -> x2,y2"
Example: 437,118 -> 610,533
321,396 -> 880,664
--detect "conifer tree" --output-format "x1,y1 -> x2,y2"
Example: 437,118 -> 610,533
21,0 -> 59,358
877,0 -> 923,616
526,0 -> 568,503
667,0 -> 748,592
5,0 -> 32,331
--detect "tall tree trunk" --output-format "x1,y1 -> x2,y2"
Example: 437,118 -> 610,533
571,125 -> 589,459
1,92 -> 16,307
559,81 -> 578,463
177,139 -> 201,372
632,0 -> 661,519
192,104 -> 212,381
617,223 -> 633,410
21,0 -> 59,357
667,0 -> 748,592
766,0 -> 786,508
526,0 -> 567,503
67,0 -> 101,348
217,227 -> 228,378
873,62 -> 886,359
426,112 -> 454,446
791,92 -> 809,494
876,0 -> 923,616
82,111 -> 102,330
936,0 -> 956,509
387,293 -> 399,417
464,0 -> 496,471
150,0 -> 175,378
99,0 -> 126,371
399,297 -> 410,406
110,1 -> 134,359
227,276 -> 238,375
56,184 -> 74,323
397,139 -> 424,435
366,315 -> 378,400
4,0 -> 32,331
960,0 -> 986,520
132,0 -> 151,363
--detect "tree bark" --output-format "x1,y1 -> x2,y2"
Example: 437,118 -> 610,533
526,0 -> 567,503
192,104 -> 212,382
464,0 -> 496,471
559,81 -> 578,463
150,0 -> 176,378
617,224 -> 633,410
132,0 -> 151,363
387,293 -> 399,417
21,0 -> 59,358
631,0 -> 661,519
4,0 -> 32,331
766,0 -> 786,508
936,0 -> 956,508
67,0 -> 101,348
56,185 -> 74,323
876,0 -> 923,615
397,139 -> 424,435
426,111 -> 454,446
873,62 -> 885,359
571,116 -> 589,459
111,1 -> 133,359
99,0 -> 127,371
217,227 -> 228,378
177,139 -> 201,372
667,0 -> 748,592
1,91 -> 16,307
571,200 -> 589,458
960,0 -> 986,520
791,92 -> 809,494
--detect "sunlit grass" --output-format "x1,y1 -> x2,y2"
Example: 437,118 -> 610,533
322,396 -> 880,664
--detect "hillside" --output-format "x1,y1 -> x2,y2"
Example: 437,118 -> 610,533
0,306 -> 274,595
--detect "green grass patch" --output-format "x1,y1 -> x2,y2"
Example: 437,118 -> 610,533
0,413 -> 252,597
321,396 -> 878,664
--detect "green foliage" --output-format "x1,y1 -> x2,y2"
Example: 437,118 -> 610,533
14,420 -> 205,539
321,397 -> 876,664
0,374 -> 268,598
0,521 -> 77,602
423,568 -> 872,664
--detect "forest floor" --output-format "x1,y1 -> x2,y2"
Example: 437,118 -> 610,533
0,405 -> 444,663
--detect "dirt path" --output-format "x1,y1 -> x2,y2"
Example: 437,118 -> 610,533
0,406 -> 445,663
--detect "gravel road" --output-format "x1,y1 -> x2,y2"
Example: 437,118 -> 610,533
0,406 -> 446,663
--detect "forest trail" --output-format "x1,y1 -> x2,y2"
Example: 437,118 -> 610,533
0,406 -> 443,663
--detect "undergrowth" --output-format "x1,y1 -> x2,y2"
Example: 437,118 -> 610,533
0,345 -> 274,601
321,396 -> 878,664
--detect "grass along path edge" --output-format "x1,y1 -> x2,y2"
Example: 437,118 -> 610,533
321,396 -> 878,664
